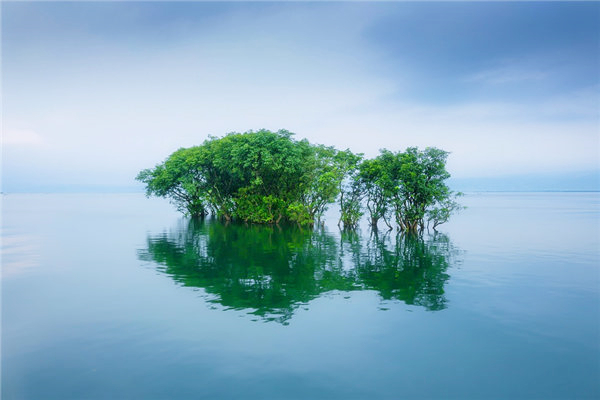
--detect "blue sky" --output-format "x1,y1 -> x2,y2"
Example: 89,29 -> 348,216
2,1 -> 599,192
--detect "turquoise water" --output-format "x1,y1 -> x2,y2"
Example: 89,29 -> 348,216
2,192 -> 599,399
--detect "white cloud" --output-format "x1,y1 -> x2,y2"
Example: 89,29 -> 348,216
2,129 -> 45,146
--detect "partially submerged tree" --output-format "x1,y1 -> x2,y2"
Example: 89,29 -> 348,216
137,130 -> 461,230
427,196 -> 465,230
382,147 -> 462,232
358,158 -> 391,229
335,149 -> 364,229
138,130 -> 341,225
136,147 -> 208,217
297,144 -> 342,224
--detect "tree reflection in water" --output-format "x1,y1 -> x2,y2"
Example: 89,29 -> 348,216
138,219 -> 461,323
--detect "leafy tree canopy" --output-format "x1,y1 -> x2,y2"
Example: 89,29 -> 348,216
137,129 -> 462,230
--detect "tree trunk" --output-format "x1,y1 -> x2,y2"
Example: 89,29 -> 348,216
383,215 -> 393,230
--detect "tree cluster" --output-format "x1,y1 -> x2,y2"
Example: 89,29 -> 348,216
136,129 -> 462,231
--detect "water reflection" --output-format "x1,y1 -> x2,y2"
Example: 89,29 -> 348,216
138,219 -> 461,323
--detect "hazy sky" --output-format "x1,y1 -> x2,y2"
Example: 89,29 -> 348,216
2,1 -> 599,192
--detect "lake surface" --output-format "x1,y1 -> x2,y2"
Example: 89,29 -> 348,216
2,192 -> 599,399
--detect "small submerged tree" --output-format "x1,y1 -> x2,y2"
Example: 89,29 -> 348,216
427,196 -> 464,231
377,147 -> 463,232
398,147 -> 463,231
336,149 -> 364,229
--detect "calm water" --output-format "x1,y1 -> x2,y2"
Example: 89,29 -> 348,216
2,192 -> 599,399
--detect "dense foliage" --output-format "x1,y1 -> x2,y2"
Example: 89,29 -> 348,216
137,129 -> 462,231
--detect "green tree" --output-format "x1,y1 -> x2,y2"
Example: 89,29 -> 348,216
427,195 -> 465,230
227,129 -> 310,223
136,147 -> 208,217
388,147 -> 460,232
296,144 -> 341,224
358,158 -> 391,229
335,149 -> 364,229
137,131 -> 462,229
137,130 -> 319,224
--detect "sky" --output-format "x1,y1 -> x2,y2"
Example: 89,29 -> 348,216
2,1 -> 599,192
